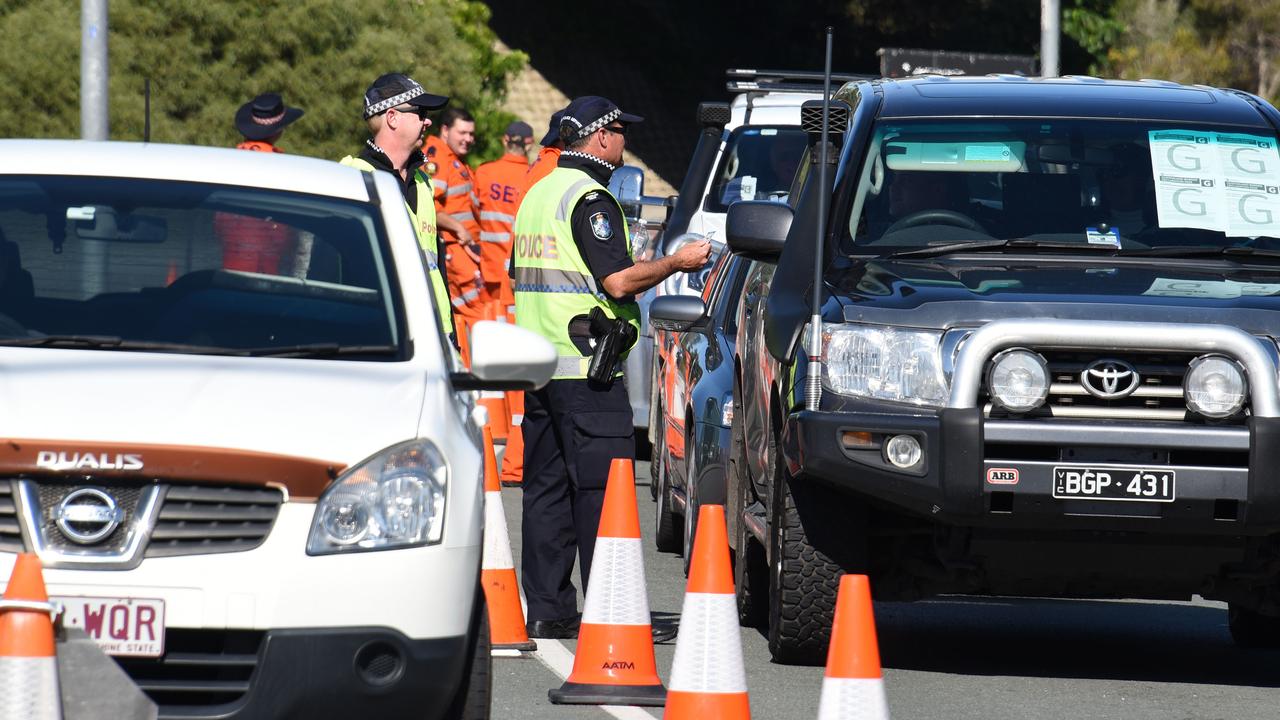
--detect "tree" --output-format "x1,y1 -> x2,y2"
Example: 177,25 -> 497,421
0,0 -> 526,162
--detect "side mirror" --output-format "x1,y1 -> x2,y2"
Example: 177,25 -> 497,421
450,321 -> 556,391
726,201 -> 793,262
649,295 -> 706,333
609,165 -> 645,220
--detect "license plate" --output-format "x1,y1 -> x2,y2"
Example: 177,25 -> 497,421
52,596 -> 165,657
1052,466 -> 1175,502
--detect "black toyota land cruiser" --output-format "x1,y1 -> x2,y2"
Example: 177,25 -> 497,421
719,76 -> 1280,664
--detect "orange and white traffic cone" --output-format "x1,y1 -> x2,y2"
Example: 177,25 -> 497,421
499,390 -> 524,488
480,426 -> 537,655
816,574 -> 890,720
549,458 -> 666,707
0,553 -> 62,720
664,504 -> 750,719
476,303 -> 510,442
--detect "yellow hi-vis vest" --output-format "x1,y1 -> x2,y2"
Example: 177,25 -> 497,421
339,155 -> 453,334
512,166 -> 641,380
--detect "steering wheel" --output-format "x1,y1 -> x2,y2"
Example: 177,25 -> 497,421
885,208 -> 989,236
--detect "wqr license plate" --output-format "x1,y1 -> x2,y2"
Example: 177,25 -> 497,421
52,596 -> 165,657
1052,466 -> 1175,503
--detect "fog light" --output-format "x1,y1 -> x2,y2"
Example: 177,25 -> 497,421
988,349 -> 1050,413
884,434 -> 922,469
1185,355 -> 1246,418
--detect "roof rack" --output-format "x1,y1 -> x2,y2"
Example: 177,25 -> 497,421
725,68 -> 876,95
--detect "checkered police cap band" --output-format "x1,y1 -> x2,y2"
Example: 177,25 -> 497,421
364,85 -> 424,119
566,109 -> 621,138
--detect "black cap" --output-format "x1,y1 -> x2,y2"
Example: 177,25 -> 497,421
540,107 -> 568,147
235,93 -> 304,141
362,73 -> 449,119
559,96 -> 643,140
504,121 -> 534,139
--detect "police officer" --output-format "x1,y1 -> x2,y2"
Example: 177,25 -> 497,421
513,96 -> 711,639
338,73 -> 454,335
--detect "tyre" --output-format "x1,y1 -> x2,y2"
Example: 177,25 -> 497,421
682,424 -> 699,576
654,430 -> 682,553
765,423 -> 843,666
1228,603 -> 1280,649
729,385 -> 767,627
446,594 -> 492,720
648,396 -> 663,501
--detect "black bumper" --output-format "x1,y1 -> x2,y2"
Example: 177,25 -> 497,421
784,408 -> 1280,534
152,627 -> 470,720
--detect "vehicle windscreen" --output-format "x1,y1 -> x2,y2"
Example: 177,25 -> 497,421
843,119 -> 1280,253
0,175 -> 405,358
705,126 -> 809,212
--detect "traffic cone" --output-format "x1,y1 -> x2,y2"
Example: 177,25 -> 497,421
479,426 -> 537,655
476,303 -> 510,442
0,553 -> 62,720
549,458 -> 666,707
816,575 -> 890,720
499,390 -> 524,488
664,504 -> 750,719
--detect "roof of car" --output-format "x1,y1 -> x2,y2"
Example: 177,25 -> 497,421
0,140 -> 373,201
864,76 -> 1275,128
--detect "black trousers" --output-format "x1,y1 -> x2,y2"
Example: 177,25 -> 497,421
521,377 -> 634,622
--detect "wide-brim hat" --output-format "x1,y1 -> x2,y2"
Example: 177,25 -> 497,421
235,93 -> 304,141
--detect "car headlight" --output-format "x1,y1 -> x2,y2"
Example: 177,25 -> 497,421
987,349 -> 1050,413
307,439 -> 448,555
822,324 -> 949,406
1185,355 -> 1246,418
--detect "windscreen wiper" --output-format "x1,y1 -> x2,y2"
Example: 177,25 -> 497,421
243,343 -> 402,358
0,335 -> 244,354
887,238 -> 1120,259
1120,245 -> 1280,262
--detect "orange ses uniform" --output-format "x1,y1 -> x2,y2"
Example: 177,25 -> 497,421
215,140 -> 297,274
424,135 -> 488,319
474,153 -> 530,306
521,145 -> 562,195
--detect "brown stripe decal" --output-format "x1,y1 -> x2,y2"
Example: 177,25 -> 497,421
0,439 -> 344,500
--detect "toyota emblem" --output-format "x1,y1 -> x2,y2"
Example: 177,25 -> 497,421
1080,359 -> 1141,400
52,488 -> 124,544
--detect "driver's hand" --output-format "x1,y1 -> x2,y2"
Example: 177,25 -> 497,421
672,240 -> 712,271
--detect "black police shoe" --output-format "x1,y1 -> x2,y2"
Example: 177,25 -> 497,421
526,617 -> 581,639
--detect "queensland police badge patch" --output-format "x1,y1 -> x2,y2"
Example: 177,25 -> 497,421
589,212 -> 613,240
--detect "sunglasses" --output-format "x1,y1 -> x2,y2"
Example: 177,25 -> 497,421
393,106 -> 431,120
602,124 -> 627,137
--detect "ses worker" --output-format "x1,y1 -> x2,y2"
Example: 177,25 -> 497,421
511,96 -> 711,639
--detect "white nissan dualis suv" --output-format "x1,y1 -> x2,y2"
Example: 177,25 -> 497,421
0,141 -> 555,720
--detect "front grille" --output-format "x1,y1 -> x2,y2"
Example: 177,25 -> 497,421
114,629 -> 264,711
36,482 -> 148,552
983,351 -> 1232,423
145,485 -> 284,558
0,480 -> 21,551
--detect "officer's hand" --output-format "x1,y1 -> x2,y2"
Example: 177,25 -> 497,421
671,240 -> 712,271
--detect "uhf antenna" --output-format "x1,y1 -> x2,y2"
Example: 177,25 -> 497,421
143,78 -> 151,142
806,27 -> 834,412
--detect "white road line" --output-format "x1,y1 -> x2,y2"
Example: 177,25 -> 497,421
531,638 -> 660,720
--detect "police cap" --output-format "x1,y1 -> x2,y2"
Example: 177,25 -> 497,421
363,73 -> 449,119
558,96 -> 644,141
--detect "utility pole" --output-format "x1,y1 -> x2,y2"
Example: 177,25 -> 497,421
81,0 -> 108,297
1041,0 -> 1061,78
81,0 -> 108,140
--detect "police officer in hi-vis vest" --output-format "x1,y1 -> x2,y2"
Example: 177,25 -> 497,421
513,96 -> 711,639
338,73 -> 454,335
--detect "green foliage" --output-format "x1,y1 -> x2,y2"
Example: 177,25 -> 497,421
1064,0 -> 1280,104
0,0 -> 526,163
